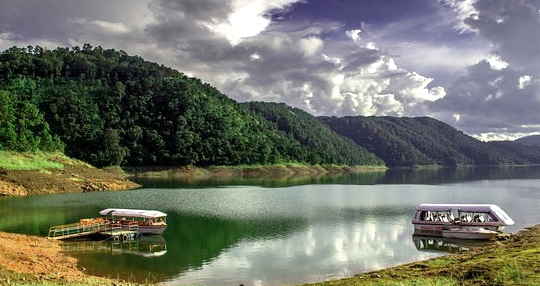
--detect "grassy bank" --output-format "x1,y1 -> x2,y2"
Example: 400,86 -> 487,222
0,151 -> 139,196
0,151 -> 86,171
308,225 -> 540,286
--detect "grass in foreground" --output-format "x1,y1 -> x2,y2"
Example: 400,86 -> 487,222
309,240 -> 540,286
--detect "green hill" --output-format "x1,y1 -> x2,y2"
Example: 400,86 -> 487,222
0,45 -> 383,167
2,44 -> 538,168
245,102 -> 384,166
514,135 -> 540,147
319,116 -> 540,166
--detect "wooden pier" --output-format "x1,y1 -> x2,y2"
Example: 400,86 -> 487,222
47,218 -> 139,241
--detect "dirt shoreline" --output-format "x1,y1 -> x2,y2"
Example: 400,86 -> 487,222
0,231 -> 117,285
0,165 -> 140,197
0,163 -> 142,285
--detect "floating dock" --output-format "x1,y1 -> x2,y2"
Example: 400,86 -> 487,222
47,218 -> 139,241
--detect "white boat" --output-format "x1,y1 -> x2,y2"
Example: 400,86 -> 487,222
411,204 -> 514,238
99,208 -> 167,235
442,227 -> 499,240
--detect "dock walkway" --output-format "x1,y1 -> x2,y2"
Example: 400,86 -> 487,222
47,218 -> 139,241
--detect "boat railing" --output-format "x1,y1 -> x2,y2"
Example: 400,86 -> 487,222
109,223 -> 122,234
127,221 -> 139,232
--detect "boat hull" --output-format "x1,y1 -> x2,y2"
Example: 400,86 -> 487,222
138,224 -> 167,235
413,222 -> 502,237
120,224 -> 167,235
442,227 -> 499,240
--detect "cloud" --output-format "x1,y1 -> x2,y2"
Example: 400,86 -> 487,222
466,0 -> 540,73
430,0 -> 540,140
346,29 -> 362,42
217,26 -> 446,117
431,59 -> 540,140
72,19 -> 131,35
439,0 -> 479,33
1,0 -> 539,141
0,0 -> 448,121
353,1 -> 490,87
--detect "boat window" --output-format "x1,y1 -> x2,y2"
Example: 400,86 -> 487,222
449,209 -> 458,223
460,212 -> 472,222
473,214 -> 485,222
460,212 -> 493,223
488,212 -> 499,222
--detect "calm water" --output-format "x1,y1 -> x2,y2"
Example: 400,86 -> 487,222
1,166 -> 540,285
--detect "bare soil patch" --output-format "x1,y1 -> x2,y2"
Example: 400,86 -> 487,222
0,165 -> 140,196
0,231 -> 114,285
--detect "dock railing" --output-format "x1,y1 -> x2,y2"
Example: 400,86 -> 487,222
47,219 -> 111,240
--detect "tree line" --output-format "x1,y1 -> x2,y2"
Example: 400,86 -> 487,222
0,45 -> 383,167
2,44 -> 538,168
319,116 -> 540,166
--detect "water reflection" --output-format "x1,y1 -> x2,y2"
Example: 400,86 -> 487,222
61,235 -> 168,258
132,165 -> 540,188
412,235 -> 494,254
163,215 -> 430,286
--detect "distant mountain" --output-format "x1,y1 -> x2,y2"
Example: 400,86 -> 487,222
319,116 -> 540,167
514,135 -> 540,147
245,102 -> 384,166
486,140 -> 540,164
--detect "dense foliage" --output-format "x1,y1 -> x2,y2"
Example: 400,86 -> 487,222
320,116 -> 540,166
0,80 -> 63,152
487,141 -> 540,164
245,102 -> 384,166
0,45 -> 383,167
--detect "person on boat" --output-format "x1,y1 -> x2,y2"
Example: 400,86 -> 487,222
474,214 -> 485,222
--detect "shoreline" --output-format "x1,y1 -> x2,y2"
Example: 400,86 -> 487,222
125,164 -> 387,179
1,224 -> 539,285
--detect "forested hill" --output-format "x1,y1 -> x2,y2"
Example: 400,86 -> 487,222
0,45 -> 384,167
244,102 -> 384,166
514,135 -> 540,147
319,116 -> 540,167
2,45 -> 538,168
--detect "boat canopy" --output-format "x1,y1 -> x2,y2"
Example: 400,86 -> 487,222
415,204 -> 514,225
99,208 -> 167,219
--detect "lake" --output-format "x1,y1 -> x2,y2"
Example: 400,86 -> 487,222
1,166 -> 540,285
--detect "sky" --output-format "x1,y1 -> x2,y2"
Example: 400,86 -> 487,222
1,0 -> 540,141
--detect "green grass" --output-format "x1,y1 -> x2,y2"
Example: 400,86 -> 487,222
307,237 -> 540,286
0,151 -> 93,171
0,151 -> 65,170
